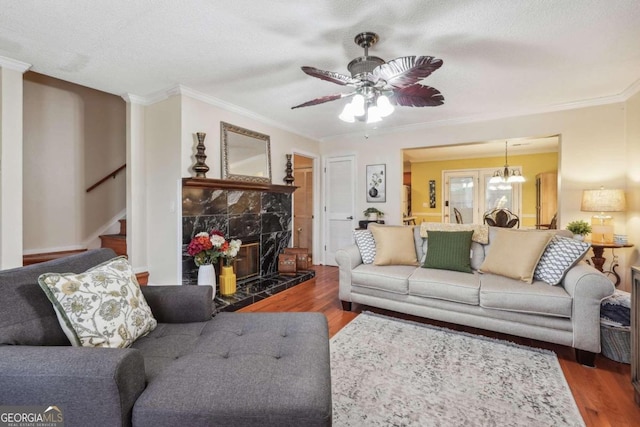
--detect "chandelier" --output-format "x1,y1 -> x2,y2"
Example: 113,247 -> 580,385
489,141 -> 525,184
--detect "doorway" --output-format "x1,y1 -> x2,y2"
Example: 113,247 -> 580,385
293,154 -> 314,258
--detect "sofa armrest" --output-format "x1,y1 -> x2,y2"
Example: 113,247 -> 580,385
0,346 -> 145,427
562,263 -> 615,352
141,285 -> 213,323
335,244 -> 363,303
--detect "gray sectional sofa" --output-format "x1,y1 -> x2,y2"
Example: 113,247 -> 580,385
0,249 -> 332,427
336,226 -> 615,366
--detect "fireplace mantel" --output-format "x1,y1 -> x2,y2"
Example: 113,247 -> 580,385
182,178 -> 296,194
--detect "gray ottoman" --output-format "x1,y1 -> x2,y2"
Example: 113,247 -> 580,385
131,312 -> 332,427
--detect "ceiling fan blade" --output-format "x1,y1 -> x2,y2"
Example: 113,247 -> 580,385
291,93 -> 353,109
373,56 -> 443,89
391,84 -> 444,107
301,66 -> 360,86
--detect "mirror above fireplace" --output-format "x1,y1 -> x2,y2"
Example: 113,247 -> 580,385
221,122 -> 272,183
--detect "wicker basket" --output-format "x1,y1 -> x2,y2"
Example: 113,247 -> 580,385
600,323 -> 630,364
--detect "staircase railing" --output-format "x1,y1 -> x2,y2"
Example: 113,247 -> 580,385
86,164 -> 126,193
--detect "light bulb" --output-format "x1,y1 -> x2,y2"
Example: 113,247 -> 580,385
376,95 -> 394,117
351,94 -> 365,116
366,105 -> 382,123
339,103 -> 355,123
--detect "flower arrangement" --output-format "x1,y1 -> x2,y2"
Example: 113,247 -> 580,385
187,230 -> 242,267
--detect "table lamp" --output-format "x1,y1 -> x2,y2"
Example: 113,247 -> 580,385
580,187 -> 626,244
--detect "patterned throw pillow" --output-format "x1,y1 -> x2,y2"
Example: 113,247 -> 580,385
534,236 -> 591,285
353,229 -> 376,264
38,256 -> 157,348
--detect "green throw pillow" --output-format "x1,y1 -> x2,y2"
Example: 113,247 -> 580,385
422,230 -> 474,273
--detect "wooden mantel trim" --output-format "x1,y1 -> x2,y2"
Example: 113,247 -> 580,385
182,178 -> 297,194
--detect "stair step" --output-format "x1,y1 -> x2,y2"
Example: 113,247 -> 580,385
23,249 -> 88,266
100,234 -> 127,256
136,271 -> 149,286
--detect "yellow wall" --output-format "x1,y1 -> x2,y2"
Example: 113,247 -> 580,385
410,152 -> 558,226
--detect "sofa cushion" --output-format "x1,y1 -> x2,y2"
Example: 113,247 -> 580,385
422,230 -> 474,273
409,268 -> 480,305
479,228 -> 553,283
132,312 -> 332,427
534,236 -> 591,285
38,256 -> 157,348
352,264 -> 415,294
470,242 -> 485,270
353,229 -> 376,264
479,273 -> 572,318
369,224 -> 418,266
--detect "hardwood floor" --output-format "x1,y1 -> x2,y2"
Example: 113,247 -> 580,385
239,265 -> 640,427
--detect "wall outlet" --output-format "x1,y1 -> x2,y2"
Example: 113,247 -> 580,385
422,202 -> 428,208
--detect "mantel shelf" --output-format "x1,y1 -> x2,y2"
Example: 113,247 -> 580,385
182,178 -> 297,194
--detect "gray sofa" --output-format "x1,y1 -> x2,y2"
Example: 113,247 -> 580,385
336,226 -> 615,366
0,249 -> 332,427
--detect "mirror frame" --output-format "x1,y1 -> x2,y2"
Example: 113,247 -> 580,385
220,122 -> 272,183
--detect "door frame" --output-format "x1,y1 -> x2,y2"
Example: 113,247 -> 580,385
291,149 -> 321,264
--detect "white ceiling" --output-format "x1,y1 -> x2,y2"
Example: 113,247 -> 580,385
1,0 -> 639,141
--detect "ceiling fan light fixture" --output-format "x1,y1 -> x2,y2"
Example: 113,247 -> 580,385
351,94 -> 366,116
339,103 -> 355,122
292,31 -> 444,125
377,94 -> 394,117
366,105 -> 382,123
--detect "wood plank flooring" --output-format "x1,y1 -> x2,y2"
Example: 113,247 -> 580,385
239,265 -> 640,427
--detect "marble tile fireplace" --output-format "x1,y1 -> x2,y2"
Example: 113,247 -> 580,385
181,178 -> 296,285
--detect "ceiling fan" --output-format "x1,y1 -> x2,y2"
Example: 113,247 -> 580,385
292,32 -> 444,123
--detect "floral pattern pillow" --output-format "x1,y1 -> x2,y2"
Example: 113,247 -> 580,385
38,256 -> 157,348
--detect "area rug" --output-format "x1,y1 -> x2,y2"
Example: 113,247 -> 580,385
330,312 -> 584,427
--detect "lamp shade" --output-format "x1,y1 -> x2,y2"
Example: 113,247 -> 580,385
581,188 -> 626,212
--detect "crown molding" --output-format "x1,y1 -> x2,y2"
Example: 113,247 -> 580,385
121,93 -> 149,105
128,84 -> 318,141
0,55 -> 31,73
621,78 -> 640,99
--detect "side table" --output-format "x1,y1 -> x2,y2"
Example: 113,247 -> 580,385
587,242 -> 633,287
632,266 -> 640,405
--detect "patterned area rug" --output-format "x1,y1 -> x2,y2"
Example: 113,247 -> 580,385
331,312 -> 584,427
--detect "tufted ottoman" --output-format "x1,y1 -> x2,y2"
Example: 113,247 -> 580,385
131,311 -> 332,427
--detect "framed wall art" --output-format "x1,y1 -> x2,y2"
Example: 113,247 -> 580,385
429,180 -> 436,208
366,164 -> 386,203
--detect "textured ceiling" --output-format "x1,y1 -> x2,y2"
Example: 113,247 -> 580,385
1,0 -> 639,141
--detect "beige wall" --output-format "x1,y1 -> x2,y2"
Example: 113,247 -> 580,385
144,96 -> 182,284
22,72 -> 126,253
0,66 -> 25,268
142,93 -> 321,285
625,91 -> 640,286
321,102 -> 637,288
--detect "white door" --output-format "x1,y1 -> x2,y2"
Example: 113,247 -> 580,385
324,155 -> 356,266
444,169 -> 522,225
443,171 -> 480,224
